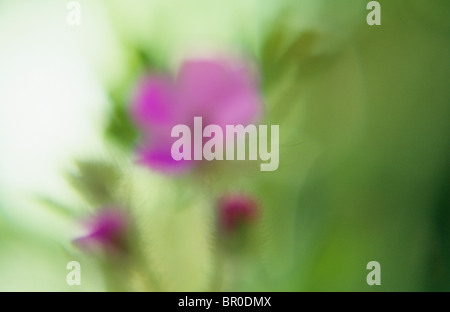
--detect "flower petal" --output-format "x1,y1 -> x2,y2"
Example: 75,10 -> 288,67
178,59 -> 262,127
131,76 -> 181,131
136,143 -> 194,174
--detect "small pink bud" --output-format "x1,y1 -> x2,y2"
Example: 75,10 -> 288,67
73,208 -> 128,255
218,194 -> 258,233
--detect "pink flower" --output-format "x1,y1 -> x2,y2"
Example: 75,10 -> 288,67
73,208 -> 128,255
130,58 -> 263,173
218,194 -> 259,233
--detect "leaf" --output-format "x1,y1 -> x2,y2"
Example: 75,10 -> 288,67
32,195 -> 80,219
66,160 -> 121,207
104,95 -> 139,151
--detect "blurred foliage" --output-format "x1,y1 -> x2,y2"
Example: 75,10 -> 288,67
104,46 -> 165,150
66,160 -> 121,208
105,97 -> 139,151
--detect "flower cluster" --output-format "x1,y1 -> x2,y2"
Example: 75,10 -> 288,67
73,58 -> 262,272
130,58 -> 262,173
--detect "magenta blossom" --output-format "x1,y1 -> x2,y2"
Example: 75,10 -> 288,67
73,208 -> 128,255
218,194 -> 259,233
130,57 -> 263,173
